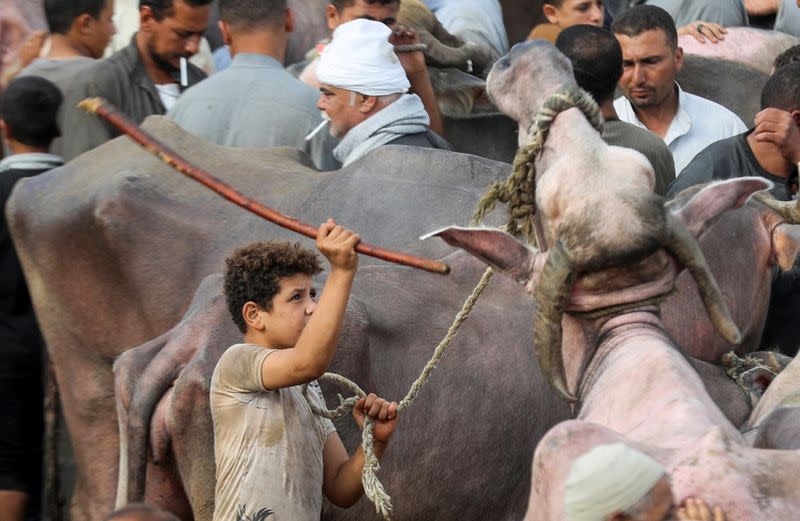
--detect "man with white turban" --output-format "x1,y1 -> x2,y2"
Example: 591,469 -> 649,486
564,443 -> 726,521
316,18 -> 451,166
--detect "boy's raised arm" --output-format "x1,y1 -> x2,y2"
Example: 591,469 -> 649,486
260,218 -> 360,390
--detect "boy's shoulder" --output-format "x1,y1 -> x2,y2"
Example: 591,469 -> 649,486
212,343 -> 275,394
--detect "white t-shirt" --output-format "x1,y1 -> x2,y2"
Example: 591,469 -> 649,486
614,84 -> 747,175
155,83 -> 181,112
210,343 -> 337,521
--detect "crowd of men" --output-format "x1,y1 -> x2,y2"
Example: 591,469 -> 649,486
1,0 -> 800,520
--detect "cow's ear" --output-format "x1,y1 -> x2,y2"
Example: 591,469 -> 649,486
773,224 -> 800,271
422,226 -> 538,284
672,177 -> 772,237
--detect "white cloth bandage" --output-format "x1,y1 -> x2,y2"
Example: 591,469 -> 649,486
317,19 -> 410,96
564,443 -> 666,521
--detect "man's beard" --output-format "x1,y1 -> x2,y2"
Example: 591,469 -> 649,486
147,37 -> 183,75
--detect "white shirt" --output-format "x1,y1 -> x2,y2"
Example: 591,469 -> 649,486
155,83 -> 180,112
614,84 -> 747,175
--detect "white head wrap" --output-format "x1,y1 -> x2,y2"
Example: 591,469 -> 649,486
317,19 -> 410,96
564,443 -> 667,521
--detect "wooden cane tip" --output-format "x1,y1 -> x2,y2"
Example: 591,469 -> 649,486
78,97 -> 106,114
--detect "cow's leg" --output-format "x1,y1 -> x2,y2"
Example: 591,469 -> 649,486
55,354 -> 119,521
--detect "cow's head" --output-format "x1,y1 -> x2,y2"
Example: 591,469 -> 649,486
426,178 -> 779,402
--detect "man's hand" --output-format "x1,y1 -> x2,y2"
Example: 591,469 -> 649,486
316,218 -> 361,272
352,393 -> 399,444
678,21 -> 726,43
752,108 -> 800,163
390,25 -> 426,76
677,497 -> 726,521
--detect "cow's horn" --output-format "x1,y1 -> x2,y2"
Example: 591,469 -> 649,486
533,239 -> 578,403
753,193 -> 800,224
664,213 -> 742,345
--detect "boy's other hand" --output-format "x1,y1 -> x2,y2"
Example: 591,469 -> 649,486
353,393 -> 399,444
317,218 -> 361,271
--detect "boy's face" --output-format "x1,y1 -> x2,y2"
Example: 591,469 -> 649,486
326,1 -> 399,32
258,273 -> 318,349
82,0 -> 117,59
543,0 -> 604,28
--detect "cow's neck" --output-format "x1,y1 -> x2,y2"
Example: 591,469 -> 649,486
516,107 -> 604,179
569,308 -> 744,448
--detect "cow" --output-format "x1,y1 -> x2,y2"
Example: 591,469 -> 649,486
429,38 -> 800,520
7,120 -> 516,521
678,27 -> 800,75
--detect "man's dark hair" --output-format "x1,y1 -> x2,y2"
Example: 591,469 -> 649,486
224,242 -> 322,333
0,76 -> 62,148
103,503 -> 181,521
761,62 -> 800,112
556,25 -> 622,104
140,0 -> 214,21
773,44 -> 800,72
611,5 -> 678,50
330,0 -> 399,10
45,0 -> 107,34
219,0 -> 287,30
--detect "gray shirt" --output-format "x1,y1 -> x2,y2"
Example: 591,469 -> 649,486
60,36 -> 206,161
775,0 -> 800,37
666,130 -> 793,201
19,57 -> 96,96
168,53 -> 339,171
602,119 -> 676,196
18,57 -> 97,156
210,343 -> 336,521
645,0 -> 749,27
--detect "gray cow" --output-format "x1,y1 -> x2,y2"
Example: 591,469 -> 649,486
7,118 -> 514,521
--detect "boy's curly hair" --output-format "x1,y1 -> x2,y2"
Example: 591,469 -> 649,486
224,241 -> 322,333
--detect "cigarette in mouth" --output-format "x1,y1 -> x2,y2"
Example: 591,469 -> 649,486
180,57 -> 188,87
304,118 -> 329,141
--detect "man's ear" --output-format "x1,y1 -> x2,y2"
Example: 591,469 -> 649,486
542,4 -> 560,24
326,4 -> 339,32
285,7 -> 294,33
0,120 -> 12,142
360,94 -> 378,113
674,46 -> 684,72
790,109 -> 800,128
139,5 -> 156,32
219,20 -> 232,46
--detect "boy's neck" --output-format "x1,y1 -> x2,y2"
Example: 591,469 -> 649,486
244,329 -> 277,348
8,140 -> 50,155
47,33 -> 95,60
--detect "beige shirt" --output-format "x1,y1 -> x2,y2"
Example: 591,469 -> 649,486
210,343 -> 336,521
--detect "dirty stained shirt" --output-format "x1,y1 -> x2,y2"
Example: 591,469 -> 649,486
210,343 -> 336,521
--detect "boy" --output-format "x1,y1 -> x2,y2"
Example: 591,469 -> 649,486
528,0 -> 605,43
0,75 -> 64,521
212,219 -> 398,521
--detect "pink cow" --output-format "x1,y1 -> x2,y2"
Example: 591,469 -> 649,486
429,39 -> 800,520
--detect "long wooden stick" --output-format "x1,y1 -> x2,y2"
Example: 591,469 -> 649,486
79,97 -> 450,275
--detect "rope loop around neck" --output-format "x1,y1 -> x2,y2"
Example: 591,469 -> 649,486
472,85 -> 604,245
